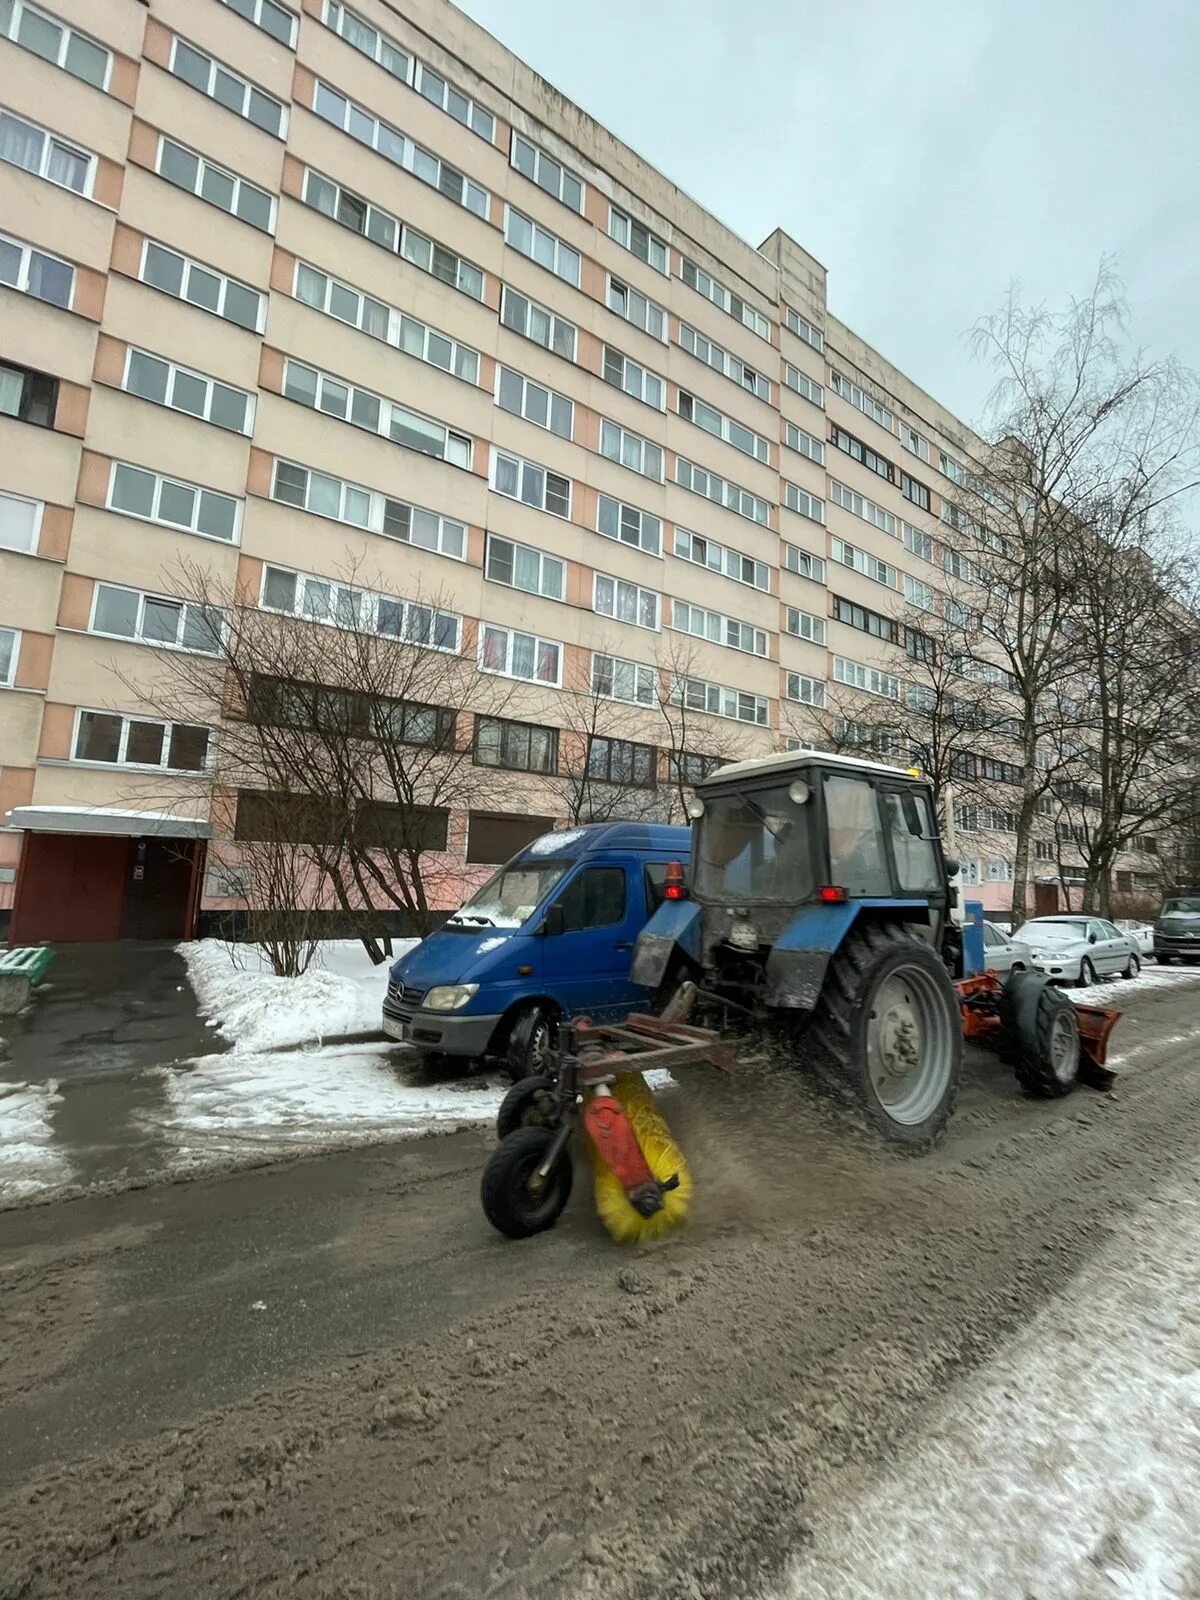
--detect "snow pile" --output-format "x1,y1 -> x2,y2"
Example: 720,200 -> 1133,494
182,938 -> 417,1052
0,1080 -> 72,1203
776,1161 -> 1200,1600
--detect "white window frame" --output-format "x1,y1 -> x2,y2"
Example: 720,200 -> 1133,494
219,0 -> 298,47
903,521 -> 933,562
899,421 -> 930,463
0,107 -> 94,196
785,422 -> 824,464
260,562 -> 462,650
829,479 -> 896,537
677,391 -> 771,463
904,573 -> 935,612
138,239 -> 264,332
168,36 -> 288,137
783,545 -> 826,584
489,448 -> 572,518
676,458 -> 769,526
70,708 -> 213,773
88,582 -> 225,655
282,358 -> 472,468
829,368 -> 894,431
155,135 -> 275,232
784,482 -> 825,524
785,306 -> 823,351
503,205 -> 580,286
940,450 -> 969,487
594,573 -> 660,631
495,365 -> 574,439
673,528 -> 769,592
679,323 -> 771,402
268,459 -> 467,562
830,536 -> 899,590
510,131 -> 584,211
500,284 -> 577,361
478,624 -> 563,687
602,345 -> 666,410
122,347 -> 255,434
671,600 -> 768,658
785,672 -> 825,708
832,656 -> 901,700
3,1 -> 112,86
485,534 -> 565,602
784,607 -> 826,645
680,256 -> 771,339
592,651 -> 659,708
784,364 -> 823,406
608,206 -> 668,274
0,625 -> 18,688
106,461 -> 242,545
600,419 -> 664,482
597,495 -> 661,557
293,261 -> 480,384
671,674 -> 770,727
0,229 -> 74,309
606,275 -> 667,342
0,488 -> 43,554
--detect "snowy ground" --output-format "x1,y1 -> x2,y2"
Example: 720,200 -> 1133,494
775,1158 -> 1200,1600
0,1080 -> 70,1202
1071,962 -> 1198,1007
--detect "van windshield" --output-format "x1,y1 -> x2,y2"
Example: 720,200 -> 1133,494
694,785 -> 813,903
445,861 -> 572,930
1162,898 -> 1200,915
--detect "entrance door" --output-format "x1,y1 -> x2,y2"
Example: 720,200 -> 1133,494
119,839 -> 199,940
1034,882 -> 1060,917
11,833 -> 129,943
538,860 -> 644,1022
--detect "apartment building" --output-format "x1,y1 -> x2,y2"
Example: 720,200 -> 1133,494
0,0 -> 1117,941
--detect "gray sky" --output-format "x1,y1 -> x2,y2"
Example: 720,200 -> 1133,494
456,0 -> 1200,429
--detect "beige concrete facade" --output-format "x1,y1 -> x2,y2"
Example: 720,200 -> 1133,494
0,0 -> 1141,922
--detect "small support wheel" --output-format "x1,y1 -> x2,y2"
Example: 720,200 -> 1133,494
481,1126 -> 573,1239
495,1074 -> 557,1139
1000,971 -> 1080,1098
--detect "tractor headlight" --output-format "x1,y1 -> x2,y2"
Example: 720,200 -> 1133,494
686,796 -> 705,819
424,984 -> 480,1011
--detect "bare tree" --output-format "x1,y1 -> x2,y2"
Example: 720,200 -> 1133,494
653,630 -> 759,822
548,645 -> 668,825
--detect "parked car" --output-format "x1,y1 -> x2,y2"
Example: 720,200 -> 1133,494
1115,920 -> 1155,957
1021,915 -> 1142,985
382,821 -> 691,1074
1153,896 -> 1200,965
981,920 -> 1034,976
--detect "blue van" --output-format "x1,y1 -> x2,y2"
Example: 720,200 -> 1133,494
382,821 -> 690,1074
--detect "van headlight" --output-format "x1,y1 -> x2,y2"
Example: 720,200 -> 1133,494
423,984 -> 479,1012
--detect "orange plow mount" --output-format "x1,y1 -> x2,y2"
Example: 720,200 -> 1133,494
956,970 -> 1121,1090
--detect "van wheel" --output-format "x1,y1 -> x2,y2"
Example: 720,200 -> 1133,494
505,1005 -> 555,1082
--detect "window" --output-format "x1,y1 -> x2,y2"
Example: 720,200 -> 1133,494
504,206 -> 579,285
903,522 -> 933,563
592,652 -> 658,708
490,449 -> 571,517
784,607 -> 826,645
168,38 -> 286,136
671,600 -> 768,657
838,720 -> 903,759
293,261 -> 480,383
609,206 -> 668,274
900,471 -> 931,512
940,450 -> 968,487
313,81 -> 489,218
72,710 -> 211,772
829,480 -> 896,537
474,717 -> 558,775
156,136 -> 274,231
824,776 -> 889,895
1035,840 -> 1056,863
784,364 -> 823,406
828,369 -> 893,431
669,751 -> 724,787
679,323 -> 771,401
219,0 -> 297,46
676,458 -> 769,525
602,346 -> 665,410
510,132 -> 583,211
486,535 -> 564,601
282,358 -> 471,467
780,423 -> 823,466
594,573 -> 659,630
107,461 -> 241,544
785,306 -> 823,351
671,674 -> 770,726
606,275 -> 666,341
0,108 -> 92,194
0,489 -> 41,553
680,257 -> 771,338
0,360 -> 57,427
0,230 -> 73,308
986,858 -> 1014,883
322,3 -> 494,139
904,574 -> 935,612
832,657 -> 901,700
248,679 -> 455,750
138,240 -> 262,331
557,865 -> 627,931
261,564 -> 461,650
588,736 -> 657,788
3,1 -> 111,85
597,495 -> 661,557
829,423 -> 894,481
402,223 -> 484,299
981,807 -> 1019,834
783,545 -> 826,584
830,537 -> 898,588
380,496 -> 466,560
906,682 -> 936,714
496,366 -> 573,438
122,348 -> 252,433
0,627 -> 16,687
784,483 -> 825,524
599,419 -> 664,482
270,459 -> 467,560
674,528 -> 769,592
678,392 -> 771,462
884,791 -> 941,892
942,546 -> 978,582
833,595 -> 898,642
90,582 -> 224,654
464,811 -> 555,865
478,624 -> 561,686
785,672 -> 825,708
500,285 -> 576,360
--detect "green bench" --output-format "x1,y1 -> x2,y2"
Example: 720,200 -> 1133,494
0,946 -> 55,1016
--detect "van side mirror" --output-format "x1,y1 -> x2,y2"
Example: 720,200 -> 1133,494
540,903 -> 565,938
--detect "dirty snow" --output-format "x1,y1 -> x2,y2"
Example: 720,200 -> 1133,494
775,1158 -> 1200,1600
0,1080 -> 72,1202
182,938 -> 418,1053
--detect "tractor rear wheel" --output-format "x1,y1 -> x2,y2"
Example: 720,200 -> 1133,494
810,923 -> 962,1149
1000,971 -> 1080,1097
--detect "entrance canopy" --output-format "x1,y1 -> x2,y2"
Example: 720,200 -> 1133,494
4,806 -> 211,839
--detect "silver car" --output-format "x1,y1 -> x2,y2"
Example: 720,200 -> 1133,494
981,921 -> 1034,976
1021,916 -> 1142,986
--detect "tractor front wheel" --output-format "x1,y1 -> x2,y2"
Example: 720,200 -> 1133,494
481,1126 -> 573,1239
811,924 -> 962,1149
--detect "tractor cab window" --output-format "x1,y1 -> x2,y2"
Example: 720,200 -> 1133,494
824,775 -> 890,897
694,784 -> 814,903
882,789 -> 941,892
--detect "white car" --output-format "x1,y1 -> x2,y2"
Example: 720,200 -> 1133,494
1021,916 -> 1142,986
981,921 -> 1034,976
1115,920 -> 1155,957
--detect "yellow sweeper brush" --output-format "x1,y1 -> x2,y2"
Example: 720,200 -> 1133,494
584,1074 -> 693,1244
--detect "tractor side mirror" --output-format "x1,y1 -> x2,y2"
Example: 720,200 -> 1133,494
540,903 -> 566,938
943,857 -> 961,878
